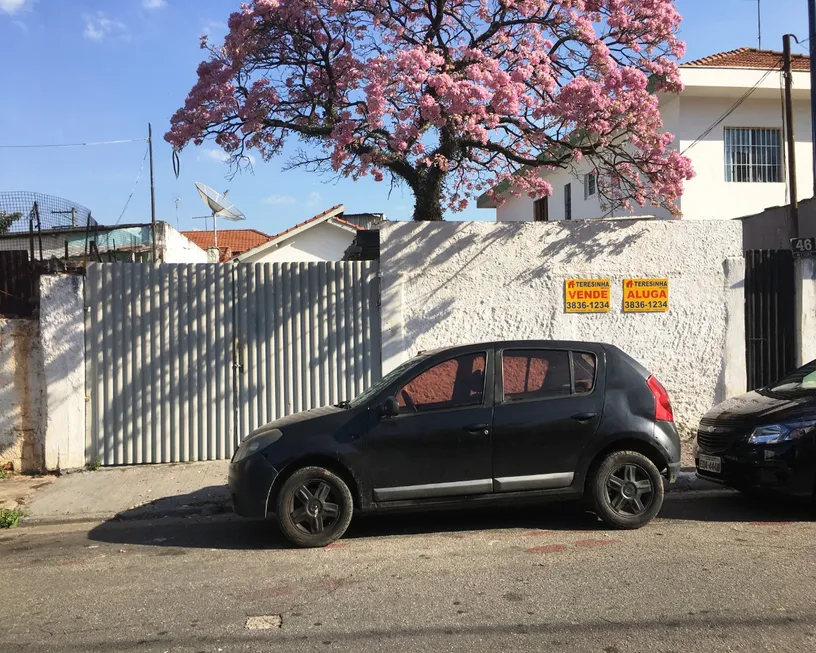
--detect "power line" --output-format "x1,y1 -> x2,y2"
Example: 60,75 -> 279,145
0,137 -> 146,149
681,58 -> 782,155
114,144 -> 150,226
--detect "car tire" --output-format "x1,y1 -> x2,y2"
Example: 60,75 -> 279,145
275,466 -> 354,548
589,450 -> 664,529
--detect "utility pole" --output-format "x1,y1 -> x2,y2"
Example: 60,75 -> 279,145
148,123 -> 157,261
783,34 -> 799,238
757,0 -> 761,49
809,0 -> 816,196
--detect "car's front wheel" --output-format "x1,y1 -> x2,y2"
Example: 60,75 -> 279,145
589,450 -> 664,529
275,466 -> 354,548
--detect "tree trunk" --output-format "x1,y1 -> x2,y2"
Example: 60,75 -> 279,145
412,177 -> 445,221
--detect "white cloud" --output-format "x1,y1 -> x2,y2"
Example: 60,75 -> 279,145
305,191 -> 323,208
83,12 -> 126,41
202,148 -> 229,163
143,0 -> 166,8
0,0 -> 30,16
201,148 -> 256,166
264,195 -> 297,206
202,19 -> 226,35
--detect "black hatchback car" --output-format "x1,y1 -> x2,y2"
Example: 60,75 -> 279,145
696,359 -> 816,497
229,341 -> 681,547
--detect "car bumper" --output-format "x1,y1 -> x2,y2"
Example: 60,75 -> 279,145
228,454 -> 279,519
696,439 -> 816,498
667,461 -> 680,483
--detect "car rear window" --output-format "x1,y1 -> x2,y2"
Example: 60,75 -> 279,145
501,349 -> 597,401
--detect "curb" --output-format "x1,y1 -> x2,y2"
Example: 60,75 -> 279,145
21,500 -> 234,528
665,470 -> 723,493
17,474 -> 726,528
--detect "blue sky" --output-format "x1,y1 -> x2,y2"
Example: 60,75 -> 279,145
0,0 -> 810,235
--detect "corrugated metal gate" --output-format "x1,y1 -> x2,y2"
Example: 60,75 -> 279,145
85,262 -> 381,465
745,250 -> 796,391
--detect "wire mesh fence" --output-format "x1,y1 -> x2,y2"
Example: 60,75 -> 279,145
0,191 -> 101,261
0,191 -> 155,263
0,191 -> 95,233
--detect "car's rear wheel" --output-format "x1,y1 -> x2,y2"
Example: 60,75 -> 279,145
589,450 -> 664,529
275,466 -> 354,548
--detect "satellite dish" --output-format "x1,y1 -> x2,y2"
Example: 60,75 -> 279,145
193,182 -> 246,250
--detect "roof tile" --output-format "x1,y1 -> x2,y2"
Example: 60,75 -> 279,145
684,47 -> 809,71
180,228 -> 272,255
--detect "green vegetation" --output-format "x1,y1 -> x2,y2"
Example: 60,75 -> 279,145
0,508 -> 23,529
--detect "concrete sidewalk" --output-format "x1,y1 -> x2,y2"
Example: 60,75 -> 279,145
22,461 -> 231,525
7,460 -> 723,526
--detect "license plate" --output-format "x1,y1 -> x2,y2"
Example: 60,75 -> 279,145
698,454 -> 722,474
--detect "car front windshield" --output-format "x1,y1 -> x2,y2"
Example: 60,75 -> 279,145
768,360 -> 816,396
347,355 -> 429,409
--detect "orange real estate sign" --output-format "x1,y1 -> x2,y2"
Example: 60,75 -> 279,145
623,278 -> 669,313
564,279 -> 611,313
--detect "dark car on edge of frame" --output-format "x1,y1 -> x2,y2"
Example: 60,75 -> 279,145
696,359 -> 816,497
229,340 -> 681,547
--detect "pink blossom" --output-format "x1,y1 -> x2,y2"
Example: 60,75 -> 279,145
166,0 -> 691,219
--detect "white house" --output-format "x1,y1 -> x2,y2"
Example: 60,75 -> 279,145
237,205 -> 384,263
480,47 -> 813,222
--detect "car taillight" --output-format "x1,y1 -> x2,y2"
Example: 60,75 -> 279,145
647,375 -> 674,422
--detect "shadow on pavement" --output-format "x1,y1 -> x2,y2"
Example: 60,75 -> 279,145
105,485 -> 232,521
661,490 -> 814,523
86,488 -> 813,551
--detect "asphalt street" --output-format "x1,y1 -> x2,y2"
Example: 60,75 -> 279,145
2,491 -> 816,653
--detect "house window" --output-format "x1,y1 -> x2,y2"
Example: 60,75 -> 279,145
564,183 -> 572,220
584,173 -> 597,199
724,128 -> 783,183
533,197 -> 549,222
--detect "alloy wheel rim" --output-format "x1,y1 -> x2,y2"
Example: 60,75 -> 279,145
289,480 -> 341,535
604,463 -> 654,516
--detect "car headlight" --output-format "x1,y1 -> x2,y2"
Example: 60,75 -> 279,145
232,428 -> 283,462
748,421 -> 816,445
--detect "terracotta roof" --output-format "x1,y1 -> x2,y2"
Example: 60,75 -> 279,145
684,47 -> 809,71
181,228 -> 272,255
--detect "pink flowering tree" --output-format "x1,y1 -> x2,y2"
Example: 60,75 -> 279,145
167,0 -> 693,221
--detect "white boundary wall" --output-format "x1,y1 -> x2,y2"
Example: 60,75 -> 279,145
40,274 -> 86,471
379,220 -> 746,442
0,319 -> 44,473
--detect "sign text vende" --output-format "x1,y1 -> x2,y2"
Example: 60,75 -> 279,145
564,279 -> 611,313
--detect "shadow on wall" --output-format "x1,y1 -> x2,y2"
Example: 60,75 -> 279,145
384,219 -> 652,350
379,219 -> 745,444
0,318 -> 45,473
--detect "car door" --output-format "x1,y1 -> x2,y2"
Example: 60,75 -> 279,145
491,347 -> 604,491
365,350 -> 494,501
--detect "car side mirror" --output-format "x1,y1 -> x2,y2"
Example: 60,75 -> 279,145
380,396 -> 399,418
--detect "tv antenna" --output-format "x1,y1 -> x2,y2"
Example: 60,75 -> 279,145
743,0 -> 762,49
193,182 -> 246,249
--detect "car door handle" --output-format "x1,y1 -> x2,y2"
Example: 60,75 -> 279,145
571,412 -> 598,422
464,423 -> 490,434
